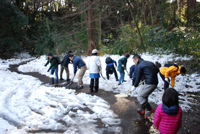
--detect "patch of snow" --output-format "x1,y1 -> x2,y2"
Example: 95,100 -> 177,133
18,53 -> 199,112
0,57 -> 122,134
1,53 -> 199,133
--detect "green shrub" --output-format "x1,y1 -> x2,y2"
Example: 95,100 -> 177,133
0,0 -> 27,58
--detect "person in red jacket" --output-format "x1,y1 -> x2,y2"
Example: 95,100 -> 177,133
154,88 -> 182,134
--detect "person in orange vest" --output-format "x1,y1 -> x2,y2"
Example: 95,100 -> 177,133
159,64 -> 186,91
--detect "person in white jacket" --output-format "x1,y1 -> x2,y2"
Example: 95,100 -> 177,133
87,49 -> 101,93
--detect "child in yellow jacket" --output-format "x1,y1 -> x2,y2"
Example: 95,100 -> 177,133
159,64 -> 186,90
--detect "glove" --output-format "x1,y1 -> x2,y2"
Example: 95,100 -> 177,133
47,69 -> 50,72
131,86 -> 136,92
44,65 -> 47,67
165,78 -> 169,82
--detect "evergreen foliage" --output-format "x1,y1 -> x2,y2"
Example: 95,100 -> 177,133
0,0 -> 27,58
0,0 -> 200,72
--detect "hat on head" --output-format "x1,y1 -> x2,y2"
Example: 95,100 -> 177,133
48,53 -> 53,56
69,54 -> 74,57
180,67 -> 186,74
92,49 -> 98,54
125,53 -> 130,58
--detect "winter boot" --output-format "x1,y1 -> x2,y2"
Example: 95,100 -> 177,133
94,88 -> 98,93
51,82 -> 54,85
144,103 -> 154,117
90,88 -> 94,93
77,86 -> 83,89
144,109 -> 155,117
54,83 -> 58,86
137,104 -> 145,115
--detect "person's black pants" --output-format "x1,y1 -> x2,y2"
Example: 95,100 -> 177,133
159,72 -> 170,91
90,78 -> 99,92
106,65 -> 118,80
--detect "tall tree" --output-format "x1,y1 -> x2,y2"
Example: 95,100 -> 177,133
87,0 -> 95,54
127,0 -> 145,52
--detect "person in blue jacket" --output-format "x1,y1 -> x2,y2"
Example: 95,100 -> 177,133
69,55 -> 87,89
130,64 -> 137,85
131,54 -> 159,117
105,57 -> 118,81
60,51 -> 72,81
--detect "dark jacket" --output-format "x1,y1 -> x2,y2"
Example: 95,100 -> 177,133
107,60 -> 117,66
45,57 -> 58,71
133,59 -> 159,87
117,56 -> 127,72
72,56 -> 86,74
130,65 -> 136,79
61,53 -> 71,67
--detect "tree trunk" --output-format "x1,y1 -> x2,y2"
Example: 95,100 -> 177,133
178,0 -> 183,17
137,0 -> 139,17
146,0 -> 153,25
127,1 -> 145,52
142,0 -> 146,26
15,0 -> 21,9
172,0 -> 177,30
155,0 -> 160,26
97,13 -> 101,48
87,0 -> 95,55
68,0 -> 72,12
186,0 -> 190,26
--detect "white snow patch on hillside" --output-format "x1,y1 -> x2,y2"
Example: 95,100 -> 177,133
0,57 -> 122,134
18,53 -> 199,112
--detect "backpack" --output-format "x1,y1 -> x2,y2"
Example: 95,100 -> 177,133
54,55 -> 61,64
164,63 -> 179,72
105,57 -> 113,64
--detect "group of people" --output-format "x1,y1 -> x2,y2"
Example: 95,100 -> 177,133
45,50 -> 186,134
128,54 -> 185,134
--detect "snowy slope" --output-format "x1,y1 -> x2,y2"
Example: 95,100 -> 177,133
1,53 -> 199,134
18,53 -> 200,111
0,57 -> 122,134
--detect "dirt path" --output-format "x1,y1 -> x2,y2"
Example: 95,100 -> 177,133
8,62 -> 200,134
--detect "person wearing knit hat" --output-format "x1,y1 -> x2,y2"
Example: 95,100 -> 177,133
87,49 -> 101,93
125,53 -> 130,58
92,49 -> 98,54
117,53 -> 130,85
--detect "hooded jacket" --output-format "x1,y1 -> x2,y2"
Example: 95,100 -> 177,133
117,56 -> 127,72
133,59 -> 159,87
61,52 -> 71,67
160,66 -> 182,87
87,55 -> 101,78
154,104 -> 182,134
72,56 -> 86,74
45,57 -> 58,71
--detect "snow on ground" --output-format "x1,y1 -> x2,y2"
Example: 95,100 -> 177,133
0,57 -> 122,134
18,53 -> 200,111
1,53 -> 199,134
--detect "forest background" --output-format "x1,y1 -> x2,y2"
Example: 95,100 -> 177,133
0,0 -> 200,72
